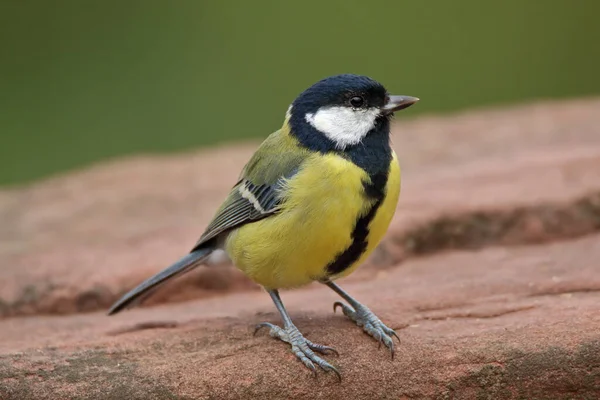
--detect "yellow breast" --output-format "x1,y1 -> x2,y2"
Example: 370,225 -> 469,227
225,151 -> 400,289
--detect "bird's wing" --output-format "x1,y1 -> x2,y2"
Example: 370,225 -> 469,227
192,128 -> 309,250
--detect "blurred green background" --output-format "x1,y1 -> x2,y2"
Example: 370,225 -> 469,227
1,1 -> 599,186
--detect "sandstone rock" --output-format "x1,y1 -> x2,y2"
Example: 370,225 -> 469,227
1,234 -> 599,399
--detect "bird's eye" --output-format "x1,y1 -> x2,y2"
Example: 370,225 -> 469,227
349,96 -> 364,108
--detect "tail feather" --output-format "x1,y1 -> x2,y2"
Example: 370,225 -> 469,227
108,247 -> 213,315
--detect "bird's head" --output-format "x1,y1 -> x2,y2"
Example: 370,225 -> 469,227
287,74 -> 418,151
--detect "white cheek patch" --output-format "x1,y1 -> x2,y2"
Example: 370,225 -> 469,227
305,106 -> 380,149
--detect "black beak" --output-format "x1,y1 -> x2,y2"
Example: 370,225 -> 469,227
381,95 -> 420,115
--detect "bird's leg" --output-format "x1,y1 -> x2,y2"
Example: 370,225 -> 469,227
324,281 -> 399,358
254,289 -> 341,380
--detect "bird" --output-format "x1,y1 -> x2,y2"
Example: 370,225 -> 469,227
108,74 -> 419,379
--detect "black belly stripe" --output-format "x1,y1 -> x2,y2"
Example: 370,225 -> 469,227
325,171 -> 388,276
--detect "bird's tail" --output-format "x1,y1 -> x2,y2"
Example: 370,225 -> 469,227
108,247 -> 213,315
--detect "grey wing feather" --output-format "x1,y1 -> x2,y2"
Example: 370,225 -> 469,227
191,178 -> 287,249
191,128 -> 308,251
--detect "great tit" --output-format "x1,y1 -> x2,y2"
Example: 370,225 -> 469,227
109,74 -> 419,379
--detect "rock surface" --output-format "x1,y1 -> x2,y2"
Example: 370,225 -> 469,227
1,98 -> 600,399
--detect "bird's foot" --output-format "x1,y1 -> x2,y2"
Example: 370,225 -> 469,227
254,322 -> 341,380
333,301 -> 399,358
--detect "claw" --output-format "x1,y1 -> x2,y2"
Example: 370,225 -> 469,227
253,324 -> 264,336
253,322 -> 275,336
333,301 -> 343,313
390,330 -> 401,344
382,334 -> 395,360
333,302 -> 399,358
255,321 -> 340,380
325,365 -> 342,382
333,302 -> 357,321
307,340 -> 339,357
